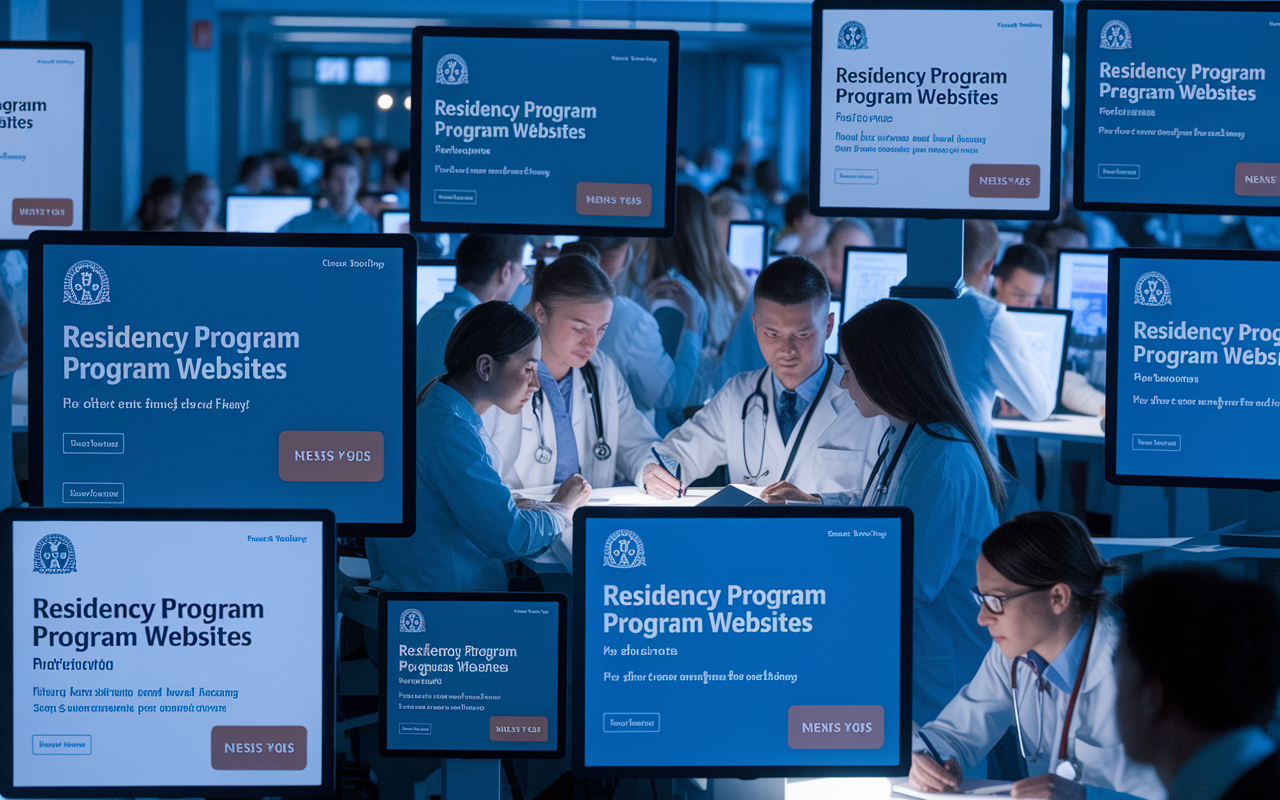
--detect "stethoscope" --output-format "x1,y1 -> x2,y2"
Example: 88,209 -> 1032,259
1009,616 -> 1097,782
740,357 -> 835,486
531,361 -> 611,465
857,423 -> 915,507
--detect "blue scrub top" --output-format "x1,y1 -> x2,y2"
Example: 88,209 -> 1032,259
415,286 -> 480,390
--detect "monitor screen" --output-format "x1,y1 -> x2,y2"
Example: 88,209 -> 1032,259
411,28 -> 678,236
379,592 -> 566,759
29,232 -> 416,536
224,196 -> 315,234
727,222 -> 767,282
825,300 -> 842,355
842,247 -> 908,321
381,210 -> 410,235
1003,308 -> 1070,409
0,43 -> 90,245
0,508 -> 334,797
574,507 -> 912,778
1107,248 -> 1280,489
1074,2 -> 1280,215
1056,249 -> 1109,384
417,262 -> 457,323
811,1 -> 1062,219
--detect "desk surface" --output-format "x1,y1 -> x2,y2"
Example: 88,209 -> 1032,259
993,414 -> 1104,443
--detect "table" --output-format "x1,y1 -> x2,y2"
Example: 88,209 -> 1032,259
992,414 -> 1103,514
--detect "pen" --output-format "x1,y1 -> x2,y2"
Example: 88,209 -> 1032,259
917,730 -> 946,768
650,447 -> 684,497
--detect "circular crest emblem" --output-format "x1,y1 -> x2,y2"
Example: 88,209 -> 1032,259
838,20 -> 868,51
1100,19 -> 1132,50
63,260 -> 110,306
34,534 -> 76,575
603,529 -> 645,569
399,608 -> 426,634
436,53 -> 469,86
1134,271 -> 1172,307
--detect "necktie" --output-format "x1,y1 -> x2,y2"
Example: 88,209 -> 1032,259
778,390 -> 799,443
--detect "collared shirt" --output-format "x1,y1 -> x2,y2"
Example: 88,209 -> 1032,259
770,359 -> 828,441
537,361 -> 580,483
1027,615 -> 1094,695
277,204 -> 378,234
1168,726 -> 1277,800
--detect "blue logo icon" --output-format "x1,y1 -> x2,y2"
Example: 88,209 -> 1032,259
34,534 -> 76,574
1135,272 -> 1172,307
1100,20 -> 1132,50
399,608 -> 426,634
603,529 -> 645,568
838,20 -> 868,51
436,53 -> 468,86
63,261 -> 110,306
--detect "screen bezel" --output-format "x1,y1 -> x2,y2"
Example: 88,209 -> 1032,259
27,231 -> 418,537
843,245 -> 908,321
409,26 -> 680,237
377,591 -> 567,759
0,42 -> 92,247
1053,247 -> 1109,311
809,0 -> 1064,220
1072,0 -> 1280,216
222,195 -> 316,234
1105,247 -> 1280,489
572,505 -> 914,779
0,507 -> 336,798
727,221 -> 768,280
1004,306 -> 1072,412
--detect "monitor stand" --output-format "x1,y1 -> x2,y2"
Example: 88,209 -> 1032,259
442,757 -> 499,799
892,218 -> 965,299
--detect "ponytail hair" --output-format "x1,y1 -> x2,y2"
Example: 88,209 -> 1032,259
529,253 -> 615,314
418,301 -> 539,405
840,299 -> 1006,508
983,511 -> 1121,614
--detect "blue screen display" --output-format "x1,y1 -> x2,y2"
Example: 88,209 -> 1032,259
384,598 -> 561,754
580,514 -> 905,770
38,242 -> 407,527
1113,254 -> 1280,484
416,34 -> 671,231
1079,7 -> 1280,211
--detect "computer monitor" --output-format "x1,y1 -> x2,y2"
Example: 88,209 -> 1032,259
29,231 -> 416,536
1003,308 -> 1071,411
811,1 -> 1063,219
417,260 -> 457,323
842,247 -> 908,321
727,221 -> 768,282
1107,248 -> 1280,489
553,235 -> 577,250
379,592 -> 566,759
0,42 -> 91,246
224,195 -> 315,233
0,507 -> 335,797
574,506 -> 912,778
825,299 -> 842,355
381,209 -> 411,234
411,27 -> 678,236
1055,249 -> 1109,383
1074,1 -> 1280,215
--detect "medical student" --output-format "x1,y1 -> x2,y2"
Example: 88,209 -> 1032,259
909,511 -> 1164,800
483,254 -> 660,490
277,151 -> 378,234
760,299 -> 1002,724
416,233 -> 527,389
915,219 -> 1054,454
366,302 -> 591,593
643,256 -> 886,498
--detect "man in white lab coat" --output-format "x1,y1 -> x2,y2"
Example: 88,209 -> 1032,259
643,256 -> 887,497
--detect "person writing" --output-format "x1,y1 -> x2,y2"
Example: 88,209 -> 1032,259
909,511 -> 1163,799
761,299 -> 1001,724
366,302 -> 590,592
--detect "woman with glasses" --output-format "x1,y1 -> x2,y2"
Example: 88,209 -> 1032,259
908,511 -> 1163,800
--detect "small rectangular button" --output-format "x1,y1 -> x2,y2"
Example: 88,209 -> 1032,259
278,431 -> 384,482
787,705 -> 884,750
1132,433 -> 1181,452
490,716 -> 548,742
211,725 -> 307,770
434,189 -> 477,204
1098,163 -> 1141,180
1235,163 -> 1280,196
398,723 -> 432,735
969,164 -> 1040,198
576,182 -> 652,217
835,169 -> 879,185
32,735 -> 91,755
62,482 -> 124,503
12,198 -> 74,226
602,712 -> 660,733
62,432 -> 125,455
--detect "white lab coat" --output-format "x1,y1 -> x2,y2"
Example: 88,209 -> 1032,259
482,350 -> 658,490
651,363 -> 888,492
921,614 -> 1165,800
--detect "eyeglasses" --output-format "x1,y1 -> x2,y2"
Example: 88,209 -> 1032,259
970,586 -> 1050,614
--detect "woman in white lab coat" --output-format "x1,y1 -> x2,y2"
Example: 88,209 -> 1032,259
483,254 -> 662,491
367,302 -> 591,593
761,299 -> 1003,726
910,511 -> 1164,800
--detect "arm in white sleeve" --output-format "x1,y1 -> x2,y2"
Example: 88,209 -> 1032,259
1062,370 -> 1106,416
917,644 -> 1016,772
652,383 -> 733,483
608,302 -> 675,410
612,371 -> 663,485
987,309 -> 1055,421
